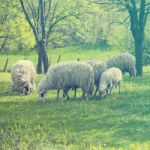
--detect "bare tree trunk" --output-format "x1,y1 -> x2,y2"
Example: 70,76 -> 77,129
39,0 -> 49,73
37,53 -> 42,74
37,40 -> 49,74
41,42 -> 49,73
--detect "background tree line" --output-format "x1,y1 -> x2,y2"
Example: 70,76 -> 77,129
1,0 -> 150,75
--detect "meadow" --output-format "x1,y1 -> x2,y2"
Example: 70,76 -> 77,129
0,47 -> 150,150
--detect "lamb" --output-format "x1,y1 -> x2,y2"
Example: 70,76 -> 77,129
99,67 -> 122,99
106,52 -> 136,79
11,60 -> 36,95
86,60 -> 107,96
39,61 -> 94,101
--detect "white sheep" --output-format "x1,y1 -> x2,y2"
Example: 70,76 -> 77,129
61,60 -> 107,98
63,60 -> 107,98
39,61 -> 94,101
106,52 -> 136,79
86,60 -> 107,96
99,67 -> 122,99
11,60 -> 36,95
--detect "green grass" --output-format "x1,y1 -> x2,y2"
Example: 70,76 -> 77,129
0,47 -> 150,150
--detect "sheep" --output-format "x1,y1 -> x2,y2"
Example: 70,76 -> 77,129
62,60 -> 107,98
11,60 -> 36,95
38,61 -> 94,101
106,52 -> 136,79
86,60 -> 107,96
99,67 -> 122,99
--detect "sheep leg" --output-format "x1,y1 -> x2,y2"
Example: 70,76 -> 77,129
85,94 -> 88,100
82,90 -> 86,100
11,84 -> 15,92
84,88 -> 89,100
130,73 -> 134,80
63,88 -> 70,100
57,89 -> 59,99
94,87 -> 98,96
108,87 -> 113,95
11,84 -> 19,92
118,82 -> 121,94
74,88 -> 77,98
106,88 -> 110,95
65,91 -> 70,100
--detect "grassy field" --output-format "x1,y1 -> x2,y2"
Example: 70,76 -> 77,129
0,46 -> 119,72
0,47 -> 150,150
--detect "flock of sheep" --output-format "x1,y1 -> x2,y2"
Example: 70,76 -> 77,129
11,52 -> 136,102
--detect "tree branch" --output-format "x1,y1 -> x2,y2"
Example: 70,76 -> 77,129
45,0 -> 52,20
139,0 -> 145,33
19,0 -> 39,42
40,0 -> 46,41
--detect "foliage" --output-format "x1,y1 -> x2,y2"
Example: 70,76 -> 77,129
143,40 -> 150,65
143,18 -> 150,65
0,0 -> 35,51
1,0 -> 144,51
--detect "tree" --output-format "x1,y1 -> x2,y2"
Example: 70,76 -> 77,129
126,0 -> 149,76
92,0 -> 150,76
19,0 -> 80,73
0,0 -> 19,51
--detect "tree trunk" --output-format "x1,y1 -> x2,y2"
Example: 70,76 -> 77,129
37,40 -> 49,74
135,40 -> 143,76
37,53 -> 42,74
0,38 -> 8,51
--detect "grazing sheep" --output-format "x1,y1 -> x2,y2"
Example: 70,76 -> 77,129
86,60 -> 107,96
39,61 -> 94,101
99,67 -> 122,99
63,60 -> 107,98
11,60 -> 36,95
106,52 -> 136,79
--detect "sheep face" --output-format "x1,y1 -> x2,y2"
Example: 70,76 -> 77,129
15,82 -> 31,95
129,67 -> 136,80
15,76 -> 31,94
22,83 -> 32,95
99,86 -> 107,99
39,90 -> 47,102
